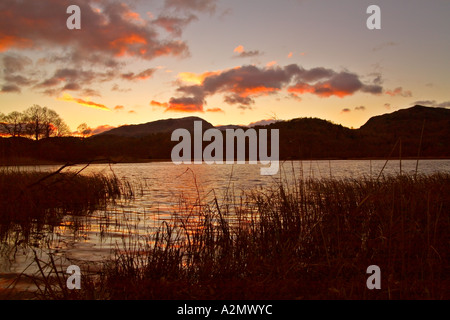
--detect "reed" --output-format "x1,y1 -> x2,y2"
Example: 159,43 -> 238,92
0,166 -> 134,242
26,172 -> 449,300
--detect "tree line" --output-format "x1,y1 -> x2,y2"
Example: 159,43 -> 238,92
0,105 -> 70,140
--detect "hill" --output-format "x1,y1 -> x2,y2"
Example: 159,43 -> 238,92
100,117 -> 214,137
0,105 -> 449,164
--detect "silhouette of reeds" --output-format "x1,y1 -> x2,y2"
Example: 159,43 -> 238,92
0,166 -> 134,242
29,172 -> 449,300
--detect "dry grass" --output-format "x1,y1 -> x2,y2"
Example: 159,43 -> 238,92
28,172 -> 449,300
0,166 -> 133,242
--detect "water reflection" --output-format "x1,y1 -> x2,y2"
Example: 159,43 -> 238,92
1,159 -> 449,276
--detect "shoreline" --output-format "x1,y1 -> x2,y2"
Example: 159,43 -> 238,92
1,156 -> 450,167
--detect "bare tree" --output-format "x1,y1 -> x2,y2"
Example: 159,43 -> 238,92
77,123 -> 92,138
0,111 -> 27,137
24,105 -> 70,140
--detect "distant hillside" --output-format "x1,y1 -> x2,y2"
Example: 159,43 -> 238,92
360,105 -> 450,134
1,105 -> 449,164
100,116 -> 214,137
357,105 -> 450,157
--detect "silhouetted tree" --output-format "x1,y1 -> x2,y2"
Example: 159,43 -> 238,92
0,111 -> 27,137
24,105 -> 70,140
77,123 -> 92,138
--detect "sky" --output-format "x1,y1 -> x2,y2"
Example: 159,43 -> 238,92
1,0 -> 449,133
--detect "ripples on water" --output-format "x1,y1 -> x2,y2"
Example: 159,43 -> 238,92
1,159 -> 449,275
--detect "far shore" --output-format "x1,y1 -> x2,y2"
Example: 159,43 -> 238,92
1,156 -> 450,167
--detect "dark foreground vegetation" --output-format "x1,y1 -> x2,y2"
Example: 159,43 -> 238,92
0,167 -> 133,241
13,172 -> 449,300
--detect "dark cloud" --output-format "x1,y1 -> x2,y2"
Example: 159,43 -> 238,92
355,106 -> 366,111
224,95 -> 254,106
153,15 -> 197,37
121,68 -> 156,81
167,96 -> 205,112
1,84 -> 21,93
385,87 -> 412,97
62,83 -> 81,91
0,0 -> 190,60
4,74 -> 36,86
233,45 -> 263,58
234,50 -> 263,58
341,108 -> 351,113
160,64 -> 385,112
0,1 -> 207,97
2,54 -> 32,74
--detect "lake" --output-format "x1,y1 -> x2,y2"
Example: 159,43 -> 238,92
1,159 -> 449,277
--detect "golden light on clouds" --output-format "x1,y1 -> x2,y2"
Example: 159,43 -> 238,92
58,93 -> 111,111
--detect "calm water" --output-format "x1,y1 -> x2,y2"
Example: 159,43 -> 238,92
1,159 -> 449,276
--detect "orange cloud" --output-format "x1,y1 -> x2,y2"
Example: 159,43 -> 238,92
0,0 -> 189,60
287,52 -> 293,58
0,35 -> 32,52
206,108 -> 224,113
150,100 -> 169,108
58,93 -> 110,111
178,70 -> 222,85
166,103 -> 204,113
266,61 -> 277,67
234,45 -> 244,53
91,125 -> 116,135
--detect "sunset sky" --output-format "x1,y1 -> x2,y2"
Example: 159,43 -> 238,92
1,0 -> 449,133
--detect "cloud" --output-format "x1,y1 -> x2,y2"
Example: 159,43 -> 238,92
112,84 -> 131,92
167,96 -> 205,112
355,106 -> 366,111
206,107 -> 224,113
164,0 -> 218,14
385,87 -> 413,97
287,52 -> 293,58
150,100 -> 169,108
341,108 -> 351,114
114,105 -> 125,111
233,45 -> 263,58
289,69 -> 383,98
153,15 -> 197,37
91,125 -> 116,135
160,64 -> 384,112
1,84 -> 21,93
1,53 -> 37,92
0,0 -> 197,96
2,53 -> 32,74
0,1 -> 190,60
121,68 -> 156,81
58,93 -> 110,111
177,70 -> 222,85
